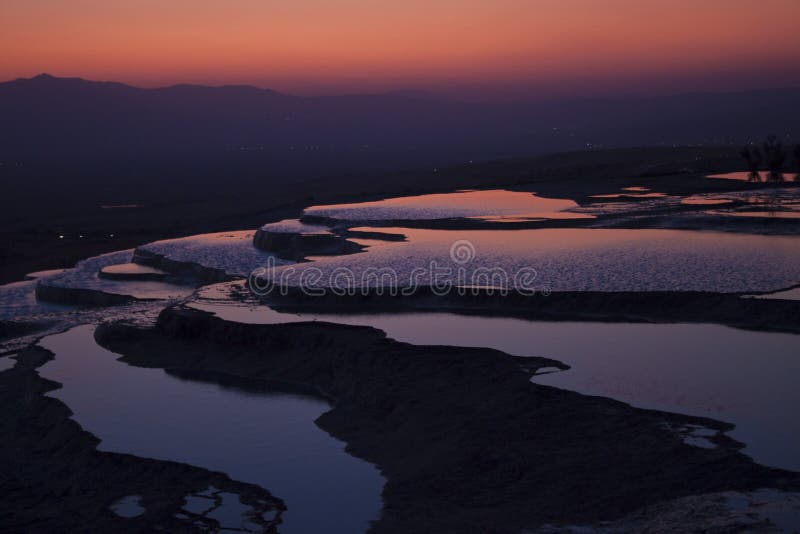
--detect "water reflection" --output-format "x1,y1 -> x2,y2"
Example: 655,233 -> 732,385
262,227 -> 800,292
681,188 -> 800,215
39,250 -> 197,301
185,302 -> 800,472
303,189 -> 581,222
0,278 -> 74,319
680,197 -> 733,206
590,192 -> 667,199
706,210 -> 800,219
707,171 -> 797,183
39,325 -> 384,534
750,286 -> 800,301
100,263 -> 169,277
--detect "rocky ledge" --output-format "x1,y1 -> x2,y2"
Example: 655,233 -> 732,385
252,227 -> 364,260
0,345 -> 284,532
95,305 -> 798,533
261,286 -> 800,334
35,281 -> 136,306
132,247 -> 235,284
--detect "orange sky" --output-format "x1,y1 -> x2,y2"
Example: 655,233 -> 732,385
2,0 -> 799,97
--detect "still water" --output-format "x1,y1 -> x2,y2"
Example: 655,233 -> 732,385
39,325 -> 384,534
303,189 -> 581,221
192,300 -> 800,472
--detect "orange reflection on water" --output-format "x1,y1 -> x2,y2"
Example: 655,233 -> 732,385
590,193 -> 667,199
347,225 -> 796,250
680,197 -> 733,205
706,210 -> 800,219
470,212 -> 594,222
707,172 -> 798,183
305,189 -> 581,221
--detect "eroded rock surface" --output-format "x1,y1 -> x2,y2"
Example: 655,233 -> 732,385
96,306 -> 799,533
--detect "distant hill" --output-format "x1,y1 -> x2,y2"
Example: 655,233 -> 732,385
1,74 -> 799,173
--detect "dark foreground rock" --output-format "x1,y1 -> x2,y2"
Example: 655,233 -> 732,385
132,247 -> 236,284
35,281 -> 136,306
262,286 -> 800,334
0,319 -> 51,343
96,305 -> 799,533
252,227 -> 364,259
0,345 -> 284,533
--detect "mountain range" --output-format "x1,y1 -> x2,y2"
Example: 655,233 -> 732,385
2,74 -> 798,170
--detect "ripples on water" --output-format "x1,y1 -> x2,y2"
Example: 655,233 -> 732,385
138,231 -> 291,277
37,250 -> 196,300
262,228 -> 800,293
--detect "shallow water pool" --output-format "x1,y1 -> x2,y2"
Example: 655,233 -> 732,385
189,301 -> 800,472
39,325 -> 384,534
261,227 -> 800,293
303,189 -> 581,222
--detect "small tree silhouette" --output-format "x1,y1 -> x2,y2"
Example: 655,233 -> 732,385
762,135 -> 786,182
739,145 -> 762,182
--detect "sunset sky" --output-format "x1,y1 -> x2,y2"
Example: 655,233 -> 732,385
2,0 -> 800,98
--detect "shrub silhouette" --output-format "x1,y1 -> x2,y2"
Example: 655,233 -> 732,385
762,135 -> 786,182
739,145 -> 762,182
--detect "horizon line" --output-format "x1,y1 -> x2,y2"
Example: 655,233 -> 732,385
5,72 -> 800,104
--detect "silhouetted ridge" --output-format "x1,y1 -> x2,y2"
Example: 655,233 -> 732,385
0,74 -> 798,166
